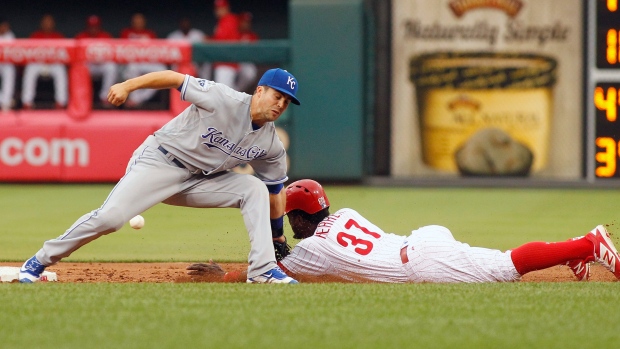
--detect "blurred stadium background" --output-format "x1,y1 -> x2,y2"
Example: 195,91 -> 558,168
0,0 -> 618,187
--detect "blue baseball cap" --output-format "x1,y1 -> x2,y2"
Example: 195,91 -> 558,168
257,68 -> 300,105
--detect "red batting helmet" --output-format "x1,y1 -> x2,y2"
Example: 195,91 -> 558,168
285,179 -> 330,215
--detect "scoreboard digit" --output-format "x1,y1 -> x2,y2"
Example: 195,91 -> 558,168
587,0 -> 620,179
597,0 -> 620,68
594,84 -> 620,178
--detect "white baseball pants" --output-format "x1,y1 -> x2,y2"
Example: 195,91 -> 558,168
236,63 -> 257,92
0,63 -> 15,110
88,62 -> 118,101
213,65 -> 237,89
21,63 -> 68,106
402,225 -> 521,283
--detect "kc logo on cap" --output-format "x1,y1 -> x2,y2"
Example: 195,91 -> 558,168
287,76 -> 296,89
257,68 -> 301,105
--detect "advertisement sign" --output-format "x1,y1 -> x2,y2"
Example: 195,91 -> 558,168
391,0 -> 583,178
0,39 -> 75,63
77,39 -> 191,64
0,112 -> 171,182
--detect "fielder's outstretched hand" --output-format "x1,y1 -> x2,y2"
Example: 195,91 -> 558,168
186,260 -> 226,277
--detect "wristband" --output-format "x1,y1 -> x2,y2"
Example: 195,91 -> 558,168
271,216 -> 284,238
266,183 -> 284,194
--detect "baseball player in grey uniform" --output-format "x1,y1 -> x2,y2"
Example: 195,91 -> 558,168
19,68 -> 300,284
188,180 -> 620,284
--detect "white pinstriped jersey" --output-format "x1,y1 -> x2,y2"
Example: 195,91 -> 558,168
280,208 -> 409,283
281,210 -> 521,283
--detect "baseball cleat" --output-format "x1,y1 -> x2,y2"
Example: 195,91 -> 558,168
18,255 -> 46,283
565,259 -> 591,281
585,225 -> 620,280
564,236 -> 591,281
247,266 -> 299,284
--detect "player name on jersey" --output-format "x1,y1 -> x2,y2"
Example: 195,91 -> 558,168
314,212 -> 343,239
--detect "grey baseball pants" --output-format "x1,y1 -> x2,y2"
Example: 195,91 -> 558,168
34,135 -> 277,278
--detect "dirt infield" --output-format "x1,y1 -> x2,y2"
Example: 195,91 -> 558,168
2,262 -> 617,283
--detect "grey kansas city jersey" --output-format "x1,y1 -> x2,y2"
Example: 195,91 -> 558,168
153,75 -> 288,184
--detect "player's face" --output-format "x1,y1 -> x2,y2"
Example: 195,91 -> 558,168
215,6 -> 228,18
179,18 -> 191,32
41,15 -> 55,32
240,20 -> 250,32
250,86 -> 291,126
132,14 -> 146,30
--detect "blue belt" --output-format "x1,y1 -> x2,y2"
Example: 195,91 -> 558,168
158,146 -> 186,169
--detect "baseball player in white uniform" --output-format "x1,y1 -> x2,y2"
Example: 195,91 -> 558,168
0,18 -> 15,111
188,180 -> 620,284
19,68 -> 301,284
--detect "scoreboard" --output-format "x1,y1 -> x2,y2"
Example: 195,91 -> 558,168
588,0 -> 620,179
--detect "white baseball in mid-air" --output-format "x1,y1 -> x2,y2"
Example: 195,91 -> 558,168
129,215 -> 145,230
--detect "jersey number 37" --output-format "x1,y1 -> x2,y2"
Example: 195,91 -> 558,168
336,219 -> 380,256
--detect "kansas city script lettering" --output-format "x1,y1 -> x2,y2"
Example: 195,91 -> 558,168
201,127 -> 267,160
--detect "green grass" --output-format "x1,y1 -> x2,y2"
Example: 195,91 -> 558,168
2,184 -> 620,349
2,282 -> 619,349
1,184 -> 620,261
